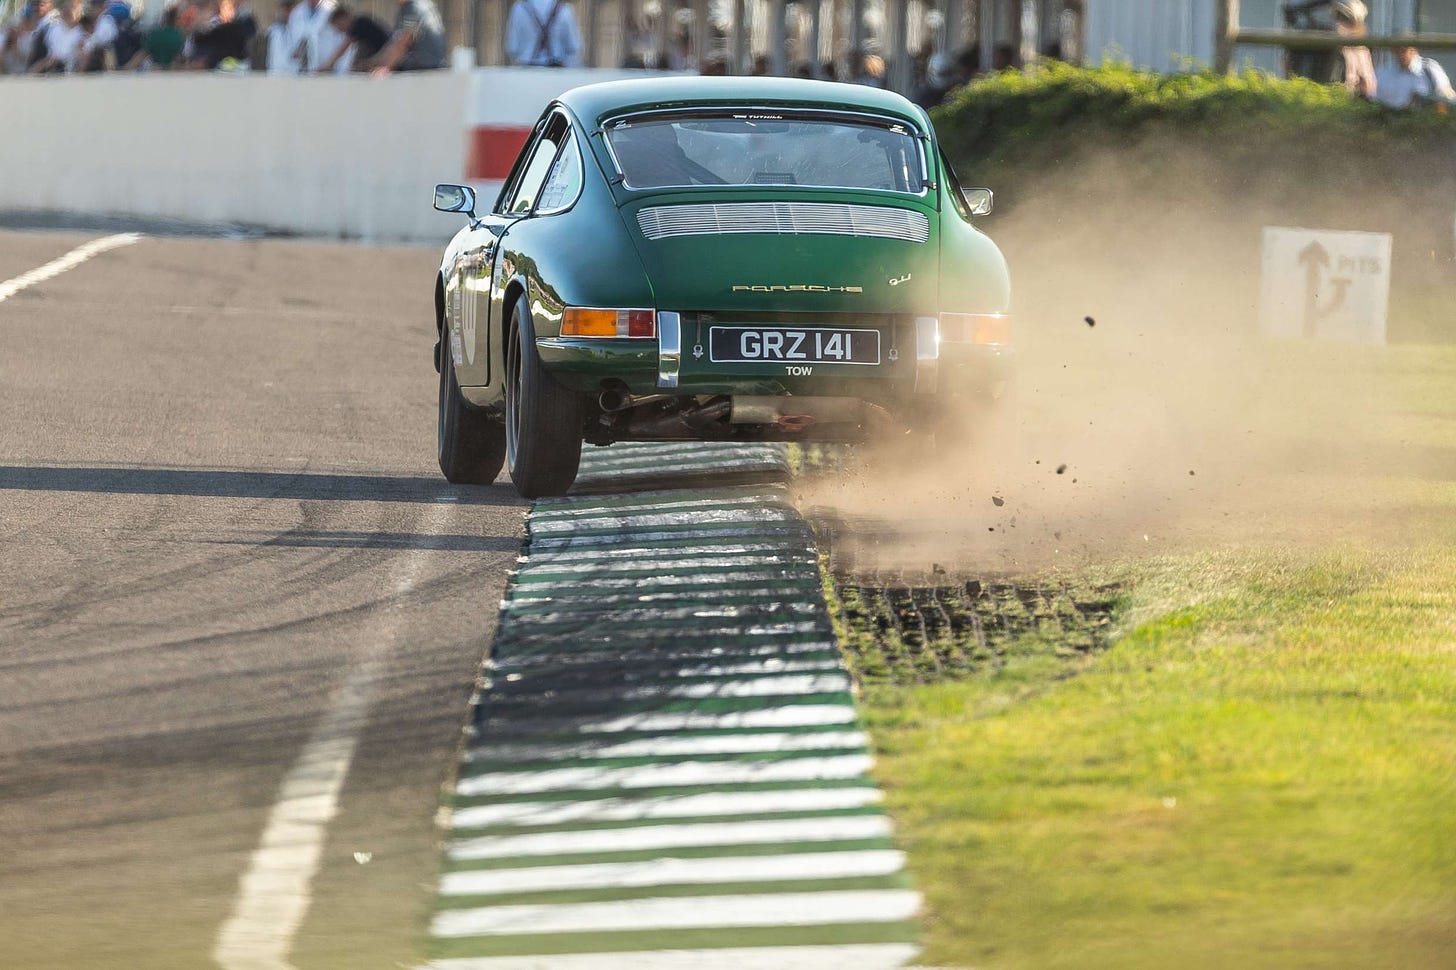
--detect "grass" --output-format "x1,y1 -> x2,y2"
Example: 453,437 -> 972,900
817,346 -> 1456,969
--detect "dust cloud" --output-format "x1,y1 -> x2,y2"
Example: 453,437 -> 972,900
802,142 -> 1456,576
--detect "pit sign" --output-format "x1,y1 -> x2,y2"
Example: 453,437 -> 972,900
1259,227 -> 1392,346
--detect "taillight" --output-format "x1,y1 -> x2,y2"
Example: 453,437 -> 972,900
940,312 -> 1011,346
560,308 -> 656,338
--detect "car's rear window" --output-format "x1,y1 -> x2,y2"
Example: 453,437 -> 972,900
604,113 -> 926,194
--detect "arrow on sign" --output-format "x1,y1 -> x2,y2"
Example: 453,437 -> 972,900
1298,240 -> 1352,338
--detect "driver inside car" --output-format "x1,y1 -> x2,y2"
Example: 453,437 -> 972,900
610,123 -> 726,187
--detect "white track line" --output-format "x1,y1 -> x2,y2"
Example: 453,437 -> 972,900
529,510 -> 798,534
469,730 -> 869,763
440,849 -> 906,896
660,658 -> 843,676
450,787 -> 884,830
449,815 -> 891,861
487,661 -> 846,698
425,943 -> 918,970
529,545 -> 793,565
0,233 -> 141,304
492,639 -> 836,670
510,574 -> 815,595
213,502 -> 451,970
530,495 -> 775,518
454,754 -> 874,797
431,889 -> 921,937
569,705 -> 860,734
496,673 -> 851,703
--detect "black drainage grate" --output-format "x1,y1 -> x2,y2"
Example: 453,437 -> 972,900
828,575 -> 1122,686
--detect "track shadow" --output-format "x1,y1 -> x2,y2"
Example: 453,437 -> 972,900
201,530 -> 521,552
0,466 -> 523,506
568,442 -> 791,496
568,465 -> 789,496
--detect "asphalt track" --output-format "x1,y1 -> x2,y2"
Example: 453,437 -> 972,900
0,229 -> 528,969
0,229 -> 921,970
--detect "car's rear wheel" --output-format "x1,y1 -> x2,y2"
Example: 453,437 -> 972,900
437,332 -> 507,485
505,302 -> 583,498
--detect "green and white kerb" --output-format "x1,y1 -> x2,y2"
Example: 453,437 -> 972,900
426,443 -> 920,969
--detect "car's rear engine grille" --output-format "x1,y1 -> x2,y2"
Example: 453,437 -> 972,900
636,202 -> 930,243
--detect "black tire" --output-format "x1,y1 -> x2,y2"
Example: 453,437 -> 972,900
437,333 -> 507,485
505,302 -> 583,498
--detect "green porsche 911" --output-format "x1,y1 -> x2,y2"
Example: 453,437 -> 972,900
431,76 -> 1011,498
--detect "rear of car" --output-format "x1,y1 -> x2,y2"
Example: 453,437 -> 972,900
433,78 -> 1014,497
540,93 -> 999,442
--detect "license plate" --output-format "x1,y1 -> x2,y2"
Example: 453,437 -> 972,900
708,326 -> 881,365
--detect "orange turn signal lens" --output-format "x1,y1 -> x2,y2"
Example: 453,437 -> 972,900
561,308 -> 656,338
940,312 -> 1011,346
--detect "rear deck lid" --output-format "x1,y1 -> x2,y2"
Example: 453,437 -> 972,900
627,194 -> 939,313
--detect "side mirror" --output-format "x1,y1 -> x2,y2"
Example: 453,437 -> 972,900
434,183 -> 477,219
962,187 -> 994,216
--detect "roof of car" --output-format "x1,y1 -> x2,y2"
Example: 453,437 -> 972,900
557,76 -> 930,129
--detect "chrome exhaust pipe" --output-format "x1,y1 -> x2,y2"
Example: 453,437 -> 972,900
598,387 -> 632,412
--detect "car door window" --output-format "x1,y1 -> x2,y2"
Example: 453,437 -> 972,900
535,130 -> 582,213
502,115 -> 569,216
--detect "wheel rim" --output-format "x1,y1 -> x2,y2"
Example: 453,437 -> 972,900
505,324 -> 523,470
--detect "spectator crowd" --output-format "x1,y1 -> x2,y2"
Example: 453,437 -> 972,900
0,0 -> 446,73
1285,1 -> 1454,110
3,0 -> 1451,114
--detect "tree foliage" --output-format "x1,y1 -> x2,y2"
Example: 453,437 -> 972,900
934,60 -> 1456,191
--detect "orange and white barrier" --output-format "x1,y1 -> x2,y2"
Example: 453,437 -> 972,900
463,68 -> 662,200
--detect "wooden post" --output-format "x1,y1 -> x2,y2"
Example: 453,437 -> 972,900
883,0 -> 900,88
731,0 -> 747,72
1215,0 -> 1239,74
498,0 -> 510,64
809,0 -> 823,67
691,0 -> 709,68
892,0 -> 910,91
583,0 -> 599,65
442,0 -> 464,53
656,0 -> 673,67
978,0 -> 995,70
944,0 -> 962,53
468,0 -> 486,62
770,0 -> 788,72
620,0 -> 635,67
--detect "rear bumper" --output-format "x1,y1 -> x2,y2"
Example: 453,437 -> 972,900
536,312 -> 1012,404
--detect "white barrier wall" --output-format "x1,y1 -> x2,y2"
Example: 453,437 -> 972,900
2,72 -> 469,242
0,67 -> 674,244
